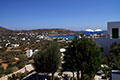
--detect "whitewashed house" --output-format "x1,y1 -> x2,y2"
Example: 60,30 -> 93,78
5,43 -> 10,47
26,49 -> 39,57
95,22 -> 120,56
0,46 -> 2,49
11,44 -> 19,47
26,49 -> 33,57
34,49 -> 39,54
60,48 -> 66,64
22,38 -> 26,41
107,22 -> 120,39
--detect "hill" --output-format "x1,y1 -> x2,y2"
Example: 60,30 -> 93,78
18,28 -> 80,36
0,27 -> 80,36
0,27 -> 15,36
0,27 -> 14,32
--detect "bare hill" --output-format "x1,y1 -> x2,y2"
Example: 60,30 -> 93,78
0,27 -> 80,36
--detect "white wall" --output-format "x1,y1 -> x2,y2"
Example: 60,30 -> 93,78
107,22 -> 120,39
95,37 -> 120,56
26,50 -> 33,57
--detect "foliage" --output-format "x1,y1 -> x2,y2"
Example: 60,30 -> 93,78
109,42 -> 120,55
100,42 -> 120,79
0,65 -> 18,76
0,47 -> 7,52
16,61 -> 25,69
0,52 -> 28,75
101,56 -> 108,64
4,67 -> 18,75
63,36 -> 101,80
8,73 -> 25,80
0,67 -> 4,77
106,42 -> 120,69
16,54 -> 28,69
0,51 -> 26,63
83,74 -> 90,80
33,42 -> 61,78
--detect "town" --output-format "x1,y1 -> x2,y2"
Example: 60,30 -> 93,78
0,22 -> 119,80
1,0 -> 120,80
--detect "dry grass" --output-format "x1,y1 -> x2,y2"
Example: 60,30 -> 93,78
1,63 -> 8,70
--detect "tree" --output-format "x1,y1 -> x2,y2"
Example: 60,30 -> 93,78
108,42 -> 120,69
109,42 -> 120,55
16,54 -> 28,69
63,36 -> 80,80
79,37 -> 101,80
63,37 -> 101,80
101,42 -> 120,79
33,42 -> 61,80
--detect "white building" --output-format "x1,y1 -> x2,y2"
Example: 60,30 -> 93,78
95,22 -> 120,56
60,48 -> 66,64
11,44 -> 19,47
22,38 -> 26,41
5,43 -> 10,47
108,22 -> 120,39
26,50 -> 33,57
34,49 -> 39,54
26,49 -> 39,57
0,46 -> 2,49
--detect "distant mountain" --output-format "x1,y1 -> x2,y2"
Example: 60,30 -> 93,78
0,27 -> 81,36
0,27 -> 13,32
0,27 -> 15,36
16,28 -> 81,36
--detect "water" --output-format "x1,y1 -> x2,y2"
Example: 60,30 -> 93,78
49,34 -> 80,39
49,31 -> 107,39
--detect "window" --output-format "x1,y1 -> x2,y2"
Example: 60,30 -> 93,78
112,28 -> 119,38
100,47 -> 103,52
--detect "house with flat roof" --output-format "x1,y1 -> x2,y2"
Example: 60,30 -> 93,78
108,22 -> 120,39
95,22 -> 120,56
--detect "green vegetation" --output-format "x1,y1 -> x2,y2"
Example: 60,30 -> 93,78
100,42 -> 120,79
8,73 -> 25,80
107,42 -> 120,70
0,31 -> 120,80
33,42 -> 61,80
0,51 -> 28,76
0,67 -> 4,77
63,36 -> 101,80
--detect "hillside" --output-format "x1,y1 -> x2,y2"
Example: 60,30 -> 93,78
0,27 -> 80,36
17,28 -> 80,36
0,27 -> 13,31
0,27 -> 15,36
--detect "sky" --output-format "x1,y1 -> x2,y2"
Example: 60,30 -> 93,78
0,0 -> 120,31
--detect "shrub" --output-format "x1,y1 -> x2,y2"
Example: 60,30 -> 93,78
7,73 -> 25,80
83,74 -> 90,80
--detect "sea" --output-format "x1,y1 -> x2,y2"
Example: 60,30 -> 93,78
49,31 -> 107,39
